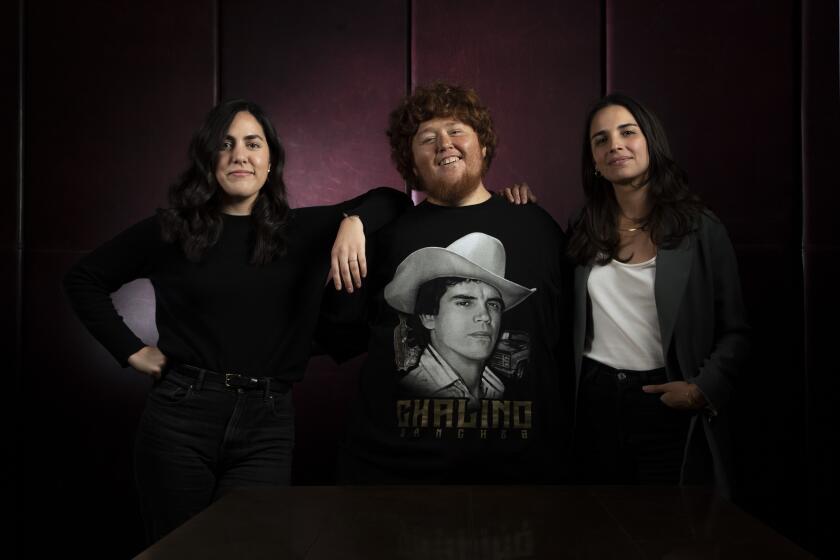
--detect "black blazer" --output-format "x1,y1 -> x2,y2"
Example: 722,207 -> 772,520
573,212 -> 749,497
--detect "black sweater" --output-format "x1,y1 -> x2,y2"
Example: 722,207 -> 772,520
64,187 -> 410,381
324,195 -> 574,483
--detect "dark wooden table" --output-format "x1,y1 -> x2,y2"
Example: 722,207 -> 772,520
136,485 -> 813,559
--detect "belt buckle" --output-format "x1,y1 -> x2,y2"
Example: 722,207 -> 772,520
225,372 -> 259,389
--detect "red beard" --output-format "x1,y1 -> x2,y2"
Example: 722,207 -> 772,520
418,166 -> 484,205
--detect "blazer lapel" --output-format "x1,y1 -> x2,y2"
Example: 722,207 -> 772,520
574,264 -> 592,383
655,237 -> 693,363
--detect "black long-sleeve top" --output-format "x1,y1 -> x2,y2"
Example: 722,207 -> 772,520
64,187 -> 411,381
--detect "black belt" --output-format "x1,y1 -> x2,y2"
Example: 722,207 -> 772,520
583,357 -> 668,385
170,363 -> 290,392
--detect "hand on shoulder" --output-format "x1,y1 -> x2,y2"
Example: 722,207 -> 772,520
498,183 -> 538,205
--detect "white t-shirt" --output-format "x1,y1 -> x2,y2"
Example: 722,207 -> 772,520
584,256 -> 665,371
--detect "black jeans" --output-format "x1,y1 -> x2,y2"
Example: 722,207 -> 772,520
575,358 -> 692,485
134,368 -> 294,544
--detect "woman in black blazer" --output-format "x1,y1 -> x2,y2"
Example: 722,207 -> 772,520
567,94 -> 749,497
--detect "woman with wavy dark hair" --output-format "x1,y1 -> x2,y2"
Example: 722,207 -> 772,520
567,93 -> 749,497
64,99 -> 408,543
159,99 -> 291,264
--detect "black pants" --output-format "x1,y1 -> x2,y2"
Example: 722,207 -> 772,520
134,368 -> 294,544
575,358 -> 692,485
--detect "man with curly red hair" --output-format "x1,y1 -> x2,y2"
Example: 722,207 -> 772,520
330,82 -> 571,484
386,82 -> 498,204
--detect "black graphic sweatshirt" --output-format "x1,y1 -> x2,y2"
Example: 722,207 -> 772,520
326,195 -> 573,484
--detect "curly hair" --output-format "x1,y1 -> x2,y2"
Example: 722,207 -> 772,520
159,99 -> 290,264
568,93 -> 704,265
386,82 -> 498,190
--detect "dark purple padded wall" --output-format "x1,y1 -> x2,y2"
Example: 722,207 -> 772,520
14,1 -> 832,557
412,0 -> 601,227
220,0 -> 406,208
607,0 -> 798,241
802,0 -> 839,556
1,3 -> 17,251
219,0 -> 408,483
2,8 -> 20,345
607,0 -> 804,541
2,4 -> 20,357
25,5 -> 216,251
2,3 -> 20,551
22,1 -> 215,556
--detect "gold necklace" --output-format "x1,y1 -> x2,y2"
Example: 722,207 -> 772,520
618,210 -> 647,233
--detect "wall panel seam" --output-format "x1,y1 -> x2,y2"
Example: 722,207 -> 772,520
405,0 -> 413,195
14,1 -> 25,551
213,0 -> 220,104
15,0 -> 24,379
601,0 -> 607,96
799,0 -> 813,549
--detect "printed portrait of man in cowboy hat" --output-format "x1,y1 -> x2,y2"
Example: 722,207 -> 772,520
384,232 -> 536,408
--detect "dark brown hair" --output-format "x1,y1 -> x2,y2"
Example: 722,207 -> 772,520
386,82 -> 497,190
568,93 -> 704,265
159,99 -> 289,264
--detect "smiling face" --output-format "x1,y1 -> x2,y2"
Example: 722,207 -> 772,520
215,111 -> 271,214
420,279 -> 503,367
411,117 -> 488,205
589,104 -> 650,188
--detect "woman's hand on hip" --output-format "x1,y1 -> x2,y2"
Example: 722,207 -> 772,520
642,381 -> 707,410
330,215 -> 366,293
128,346 -> 167,378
